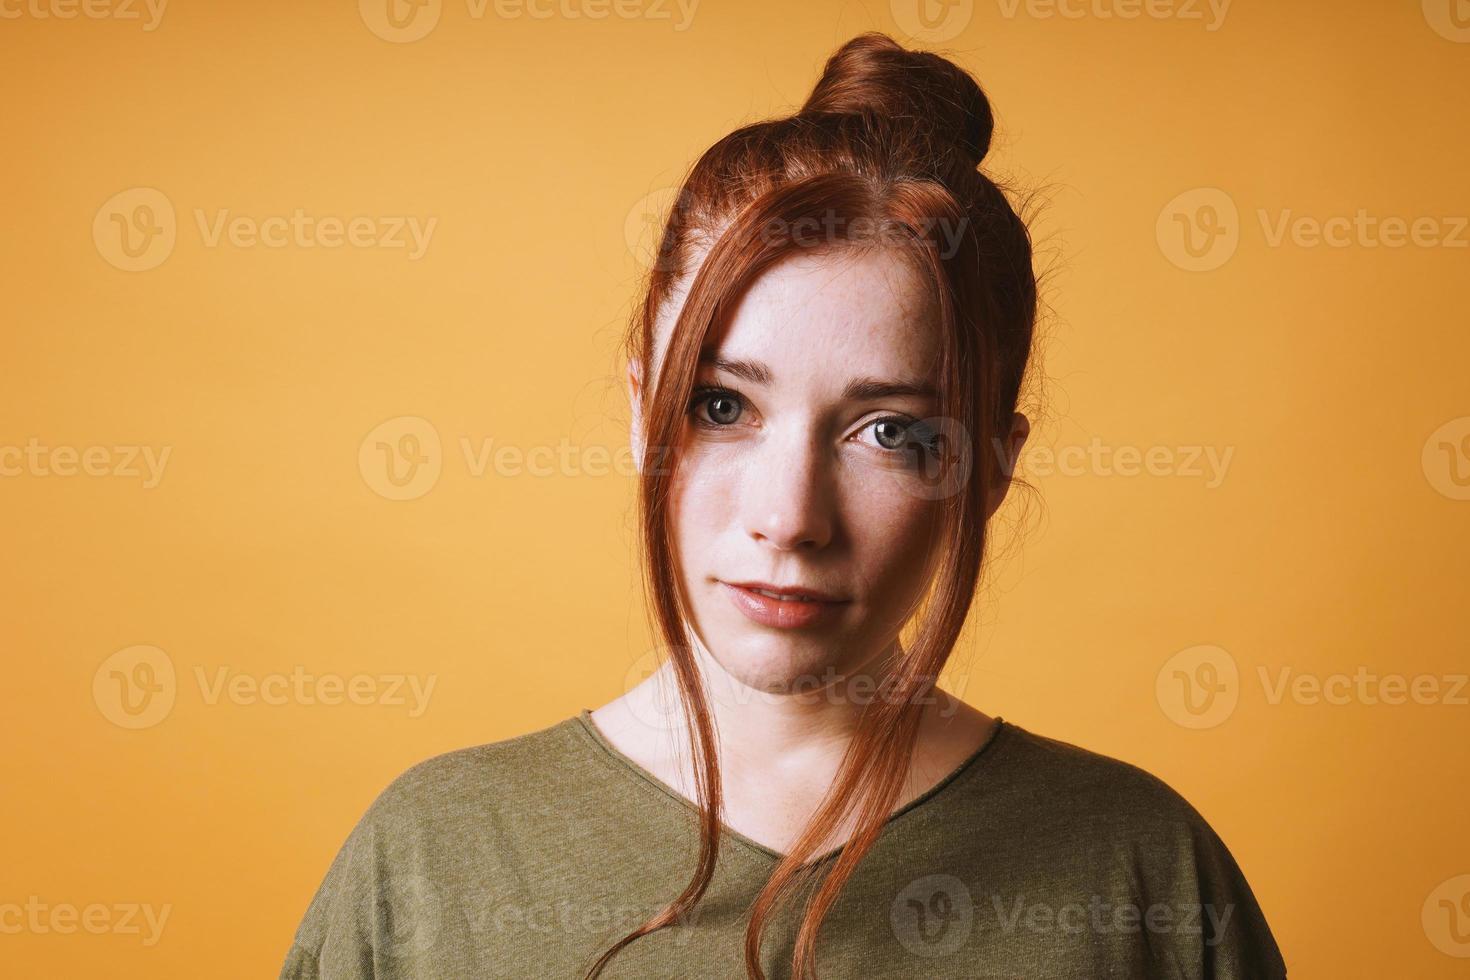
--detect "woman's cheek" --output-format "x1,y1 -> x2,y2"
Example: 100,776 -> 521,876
843,471 -> 942,593
668,450 -> 738,544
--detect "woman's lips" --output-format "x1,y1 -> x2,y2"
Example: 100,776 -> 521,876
720,582 -> 848,629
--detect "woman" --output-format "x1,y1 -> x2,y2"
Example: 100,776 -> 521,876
281,32 -> 1286,980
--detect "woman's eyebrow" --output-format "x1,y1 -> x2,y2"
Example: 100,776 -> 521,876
698,353 -> 772,386
842,377 -> 938,401
698,351 -> 936,401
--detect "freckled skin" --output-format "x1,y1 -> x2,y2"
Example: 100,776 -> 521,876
598,245 -> 1029,855
667,246 -> 947,694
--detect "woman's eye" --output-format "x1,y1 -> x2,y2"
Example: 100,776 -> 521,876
869,416 -> 942,461
687,392 -> 939,463
689,387 -> 744,426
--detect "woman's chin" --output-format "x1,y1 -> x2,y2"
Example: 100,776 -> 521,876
706,643 -> 854,701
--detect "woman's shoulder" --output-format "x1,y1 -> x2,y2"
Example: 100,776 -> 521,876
363,714 -> 584,822
991,719 -> 1220,832
973,720 -> 1288,976
978,719 -> 1272,892
282,715 -> 592,977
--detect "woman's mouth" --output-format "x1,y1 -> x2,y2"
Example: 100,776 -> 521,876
719,581 -> 849,629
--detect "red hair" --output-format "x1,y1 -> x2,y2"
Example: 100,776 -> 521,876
587,31 -> 1041,980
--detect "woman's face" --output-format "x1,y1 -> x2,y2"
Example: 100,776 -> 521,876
645,245 -> 954,696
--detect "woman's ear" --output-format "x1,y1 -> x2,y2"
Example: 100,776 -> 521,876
627,360 -> 645,475
985,411 -> 1030,519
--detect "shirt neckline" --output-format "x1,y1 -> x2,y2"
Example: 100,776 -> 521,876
571,707 -> 1012,866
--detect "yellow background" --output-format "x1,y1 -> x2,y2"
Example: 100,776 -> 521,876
3,0 -> 1467,975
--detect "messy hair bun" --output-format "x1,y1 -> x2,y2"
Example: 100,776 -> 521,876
801,31 -> 994,167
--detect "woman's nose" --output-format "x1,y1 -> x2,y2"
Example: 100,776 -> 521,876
742,427 -> 834,552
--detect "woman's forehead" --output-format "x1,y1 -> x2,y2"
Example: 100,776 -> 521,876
654,246 -> 942,384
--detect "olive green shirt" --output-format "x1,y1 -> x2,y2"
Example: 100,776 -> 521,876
281,712 -> 1287,978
